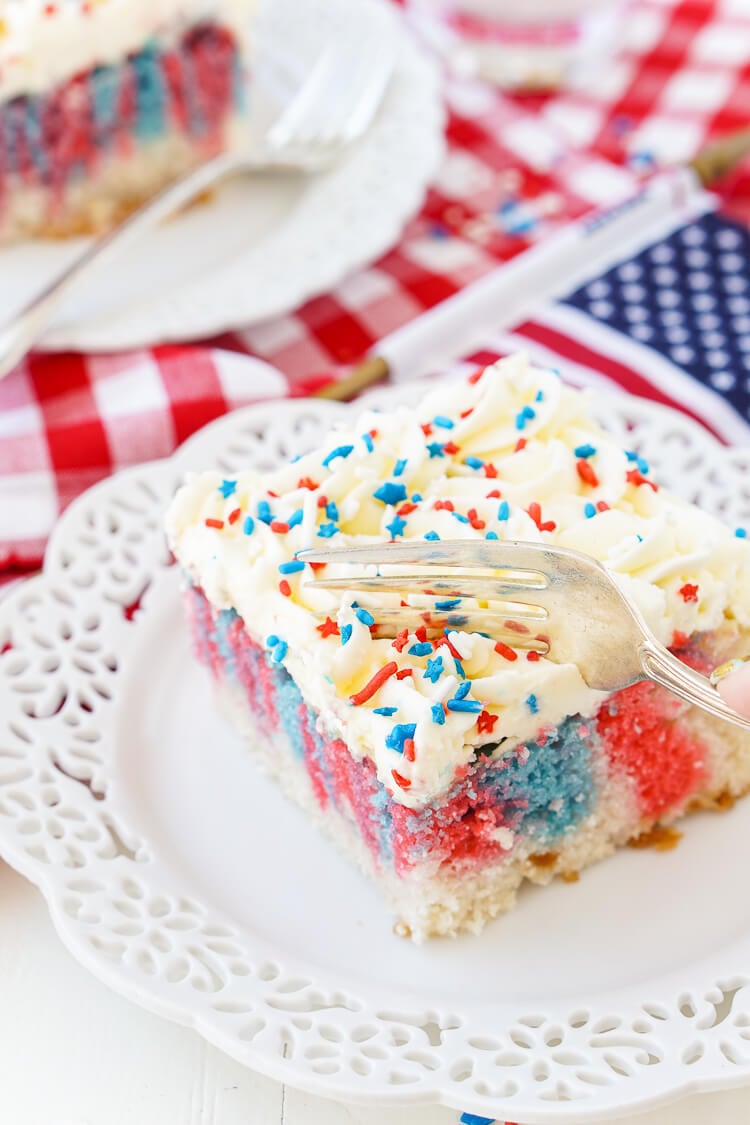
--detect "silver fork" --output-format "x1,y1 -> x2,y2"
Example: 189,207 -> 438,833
300,540 -> 750,732
0,36 -> 395,382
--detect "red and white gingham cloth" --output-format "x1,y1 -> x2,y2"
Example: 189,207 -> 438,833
3,0 -> 750,583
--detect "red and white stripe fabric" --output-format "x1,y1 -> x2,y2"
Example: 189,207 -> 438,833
2,0 -> 750,587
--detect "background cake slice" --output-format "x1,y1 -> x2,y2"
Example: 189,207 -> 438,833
166,356 -> 750,940
0,0 -> 255,242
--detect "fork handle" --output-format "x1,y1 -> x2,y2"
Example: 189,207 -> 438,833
0,151 -> 237,383
639,639 -> 750,731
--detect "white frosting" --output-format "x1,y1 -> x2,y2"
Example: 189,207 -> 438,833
0,0 -> 256,102
166,355 -> 750,809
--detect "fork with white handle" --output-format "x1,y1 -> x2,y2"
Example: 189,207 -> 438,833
0,35 -> 395,383
300,539 -> 750,732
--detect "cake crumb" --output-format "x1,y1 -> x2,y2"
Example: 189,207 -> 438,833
561,871 -> 580,884
530,851 -> 559,869
628,825 -> 683,852
393,920 -> 412,940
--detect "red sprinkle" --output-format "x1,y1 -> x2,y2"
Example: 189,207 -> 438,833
270,521 -> 290,534
317,495 -> 328,508
297,477 -> 319,490
468,508 -> 485,530
437,634 -> 463,660
227,508 -> 241,525
279,580 -> 292,597
494,641 -> 518,662
484,463 -> 498,478
527,650 -> 541,662
397,502 -> 418,516
369,429 -> 378,439
267,490 -> 279,498
527,502 -> 556,533
392,769 -> 411,790
478,710 -> 499,734
679,583 -> 699,603
515,437 -> 527,452
577,459 -> 600,487
468,368 -> 483,385
309,561 -> 327,572
403,739 -> 416,762
420,422 -> 433,436
392,629 -> 410,653
317,617 -> 340,637
443,441 -> 460,455
415,625 -> 427,642
504,619 -> 530,634
596,500 -> 610,512
435,499 -> 454,511
486,489 -> 502,499
349,661 -> 398,705
396,668 -> 413,680
460,407 -> 474,418
626,468 -> 659,491
205,518 -> 224,529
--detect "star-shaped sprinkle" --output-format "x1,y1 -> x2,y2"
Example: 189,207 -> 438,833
423,655 -> 444,683
386,515 -> 407,539
218,479 -> 237,498
317,617 -> 340,637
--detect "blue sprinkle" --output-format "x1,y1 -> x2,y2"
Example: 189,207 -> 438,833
435,599 -> 461,610
408,642 -> 433,657
385,723 -> 417,753
454,680 -> 472,700
625,449 -> 639,462
287,508 -> 304,528
218,479 -> 237,498
318,522 -> 339,538
637,457 -> 649,474
341,624 -> 353,645
535,390 -> 545,402
393,458 -> 408,477
424,531 -> 441,541
497,500 -> 510,521
515,411 -> 528,431
485,531 -> 498,540
454,659 -> 466,678
243,516 -> 255,536
464,456 -> 484,470
355,607 -> 375,627
270,640 -> 288,664
411,493 -> 423,502
427,442 -> 445,458
431,703 -> 446,725
584,502 -> 597,519
460,1115 -> 496,1125
447,699 -> 482,713
325,501 -> 339,521
736,528 -> 747,538
433,415 -> 454,429
361,432 -> 374,453
257,500 -> 272,524
423,655 -> 444,683
266,634 -> 280,647
526,693 -> 539,715
636,534 -> 643,542
451,511 -> 470,525
574,443 -> 597,459
373,706 -> 397,716
374,482 -> 408,506
447,615 -> 469,627
279,560 -> 305,575
322,444 -> 354,468
386,515 -> 407,539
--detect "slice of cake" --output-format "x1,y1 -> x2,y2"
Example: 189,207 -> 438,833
0,0 -> 255,242
166,355 -> 750,940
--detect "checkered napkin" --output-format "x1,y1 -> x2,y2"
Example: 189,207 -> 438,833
2,0 -> 750,583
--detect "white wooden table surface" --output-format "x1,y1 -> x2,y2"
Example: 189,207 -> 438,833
2,860 -> 750,1125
